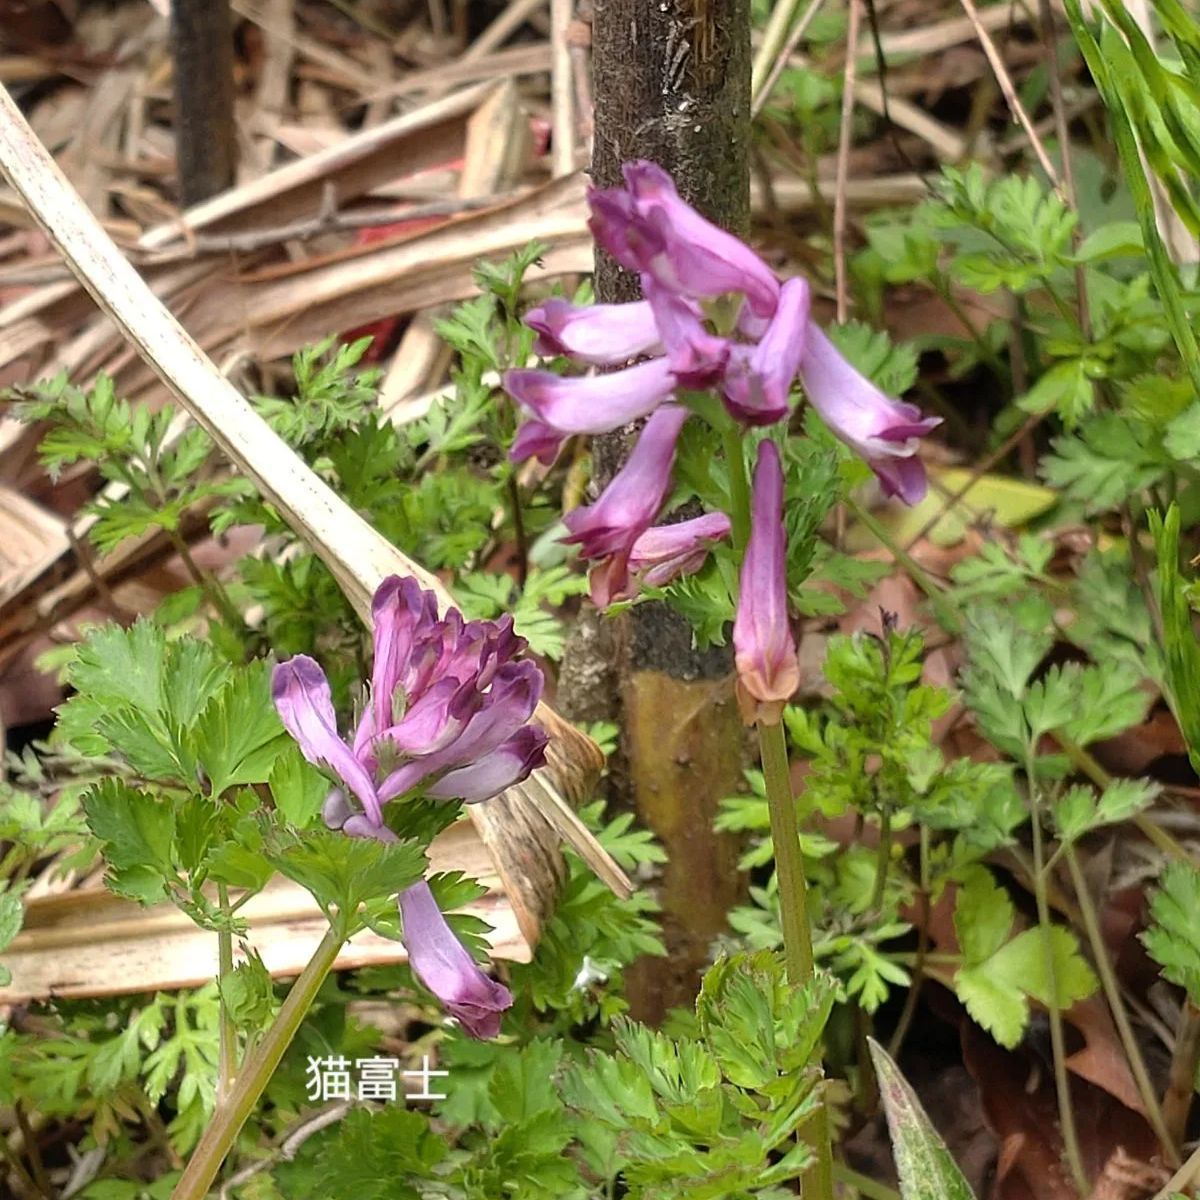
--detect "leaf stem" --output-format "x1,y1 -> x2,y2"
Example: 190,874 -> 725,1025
758,718 -> 831,1200
870,803 -> 892,913
832,1161 -> 902,1200
1025,750 -> 1089,1195
843,497 -> 960,631
171,923 -> 345,1200
887,824 -> 930,1060
216,882 -> 238,1105
1053,730 -> 1196,866
1163,1003 -> 1200,1151
506,472 -> 529,591
723,425 -> 752,559
1063,844 -> 1178,1163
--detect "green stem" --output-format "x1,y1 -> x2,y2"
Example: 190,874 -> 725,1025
833,1162 -> 902,1200
937,279 -> 1007,378
1054,731 -> 1196,866
1025,751 -> 1089,1196
750,0 -> 806,101
506,472 -> 529,591
171,924 -> 345,1200
843,497 -> 960,632
167,527 -> 243,636
870,804 -> 892,913
887,825 -> 930,1059
758,719 -> 831,1200
723,425 -> 752,559
760,720 -> 815,982
1063,844 -> 1179,1164
216,882 -> 237,1105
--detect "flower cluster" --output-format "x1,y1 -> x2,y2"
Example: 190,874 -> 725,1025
502,161 -> 939,613
272,575 -> 549,1038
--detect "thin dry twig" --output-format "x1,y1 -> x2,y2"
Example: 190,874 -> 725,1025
834,0 -> 862,324
1037,0 -> 1091,339
217,1103 -> 353,1200
139,193 -> 509,258
957,0 -> 1060,187
550,0 -> 575,176
752,0 -> 827,119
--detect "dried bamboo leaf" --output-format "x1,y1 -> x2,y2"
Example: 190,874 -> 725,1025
0,83 -> 630,947
0,823 -> 527,1003
140,80 -> 501,248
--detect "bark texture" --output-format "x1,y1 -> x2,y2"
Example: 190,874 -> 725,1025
589,0 -> 751,1021
171,0 -> 237,206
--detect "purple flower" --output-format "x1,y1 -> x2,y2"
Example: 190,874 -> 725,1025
504,357 -> 676,463
510,417 -> 568,465
524,296 -> 663,365
589,161 -> 780,318
426,725 -> 549,802
626,512 -> 732,592
733,442 -> 800,724
798,324 -> 941,505
398,881 -> 513,1038
273,658 -> 384,826
562,405 -> 689,607
378,660 -> 544,803
271,577 -> 546,1039
722,277 -> 810,427
643,277 -> 731,388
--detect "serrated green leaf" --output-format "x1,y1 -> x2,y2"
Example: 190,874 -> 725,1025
0,890 -> 23,953
955,966 -> 1030,1048
488,1038 -> 564,1124
1144,862 -> 1200,1004
953,869 -> 1014,965
1074,220 -> 1145,261
268,743 -> 329,830
267,829 -> 426,924
84,779 -> 176,904
220,950 -> 277,1032
191,662 -> 289,797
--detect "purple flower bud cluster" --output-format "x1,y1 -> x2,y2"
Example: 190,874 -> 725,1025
272,576 -> 549,1038
502,160 -> 940,721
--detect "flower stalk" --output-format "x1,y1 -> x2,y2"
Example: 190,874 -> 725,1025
759,718 -> 832,1200
171,923 -> 346,1200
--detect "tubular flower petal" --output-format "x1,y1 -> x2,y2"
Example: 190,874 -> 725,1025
426,726 -> 550,802
722,277 -> 810,426
627,512 -> 732,592
322,789 -> 352,830
504,357 -> 675,433
398,881 -> 513,1039
510,416 -> 568,465
643,277 -> 731,387
562,404 -> 690,607
525,296 -> 663,365
589,161 -> 780,318
798,323 -> 941,505
272,657 -> 383,826
733,442 -> 800,724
